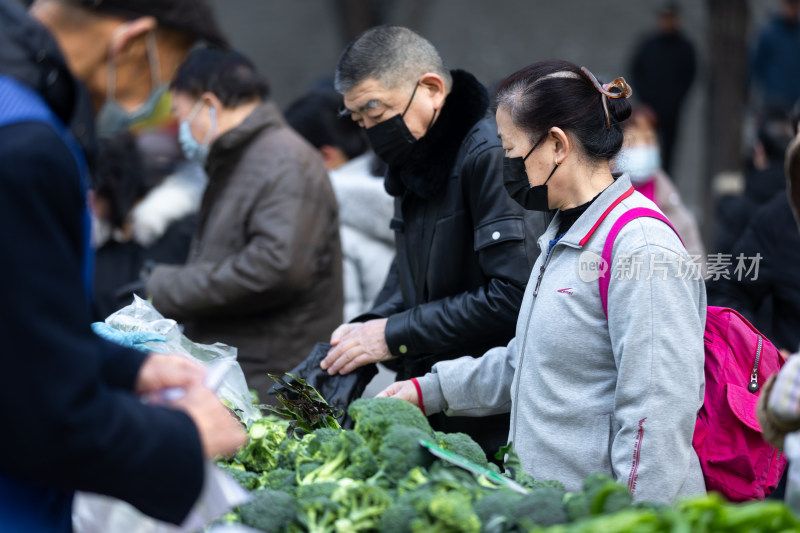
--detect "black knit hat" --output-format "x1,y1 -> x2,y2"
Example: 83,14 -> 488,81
76,0 -> 228,47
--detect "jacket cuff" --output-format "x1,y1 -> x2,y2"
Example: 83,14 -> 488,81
97,339 -> 149,390
416,373 -> 445,416
385,311 -> 413,357
757,374 -> 800,451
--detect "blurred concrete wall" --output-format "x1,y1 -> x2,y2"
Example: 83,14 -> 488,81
207,0 -> 778,239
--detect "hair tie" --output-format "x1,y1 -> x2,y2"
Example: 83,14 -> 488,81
580,66 -> 633,131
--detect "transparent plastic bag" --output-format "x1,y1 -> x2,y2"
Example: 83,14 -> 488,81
73,295 -> 259,532
101,294 -> 261,423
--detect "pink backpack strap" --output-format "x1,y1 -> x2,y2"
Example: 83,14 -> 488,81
599,207 -> 682,318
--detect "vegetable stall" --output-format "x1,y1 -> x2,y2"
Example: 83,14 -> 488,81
212,376 -> 800,533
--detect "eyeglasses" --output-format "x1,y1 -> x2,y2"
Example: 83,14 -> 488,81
580,67 -> 633,131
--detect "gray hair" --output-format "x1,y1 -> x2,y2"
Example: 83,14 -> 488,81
334,25 -> 452,94
496,71 -> 580,143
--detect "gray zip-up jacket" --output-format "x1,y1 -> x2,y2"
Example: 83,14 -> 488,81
417,175 -> 707,503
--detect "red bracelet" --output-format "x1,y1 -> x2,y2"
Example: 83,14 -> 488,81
411,378 -> 426,416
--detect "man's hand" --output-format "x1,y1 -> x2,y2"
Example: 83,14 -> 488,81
329,322 -> 361,346
376,380 -> 420,407
172,385 -> 248,459
135,353 -> 205,395
136,353 -> 246,459
321,318 -> 392,375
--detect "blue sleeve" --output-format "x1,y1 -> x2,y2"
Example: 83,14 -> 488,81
0,121 -> 204,524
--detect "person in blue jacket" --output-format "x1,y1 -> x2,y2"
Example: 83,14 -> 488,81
0,1 -> 245,531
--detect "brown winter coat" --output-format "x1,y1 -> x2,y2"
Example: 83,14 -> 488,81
147,102 -> 343,400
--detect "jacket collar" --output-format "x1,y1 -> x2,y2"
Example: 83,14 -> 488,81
208,101 -> 284,161
538,173 -> 635,250
384,69 -> 490,199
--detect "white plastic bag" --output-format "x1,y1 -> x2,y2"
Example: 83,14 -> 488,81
73,463 -> 251,533
73,295 -> 259,532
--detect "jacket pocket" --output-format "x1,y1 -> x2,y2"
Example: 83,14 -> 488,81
473,216 -> 525,251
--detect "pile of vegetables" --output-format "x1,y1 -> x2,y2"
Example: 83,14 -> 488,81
213,377 -> 800,533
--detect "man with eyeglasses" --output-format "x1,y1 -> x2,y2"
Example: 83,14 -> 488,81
321,25 -> 548,455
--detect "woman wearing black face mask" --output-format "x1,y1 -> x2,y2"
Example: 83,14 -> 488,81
380,60 -> 708,504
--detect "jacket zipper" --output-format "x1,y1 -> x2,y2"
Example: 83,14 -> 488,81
748,335 -> 763,394
510,244 -> 557,444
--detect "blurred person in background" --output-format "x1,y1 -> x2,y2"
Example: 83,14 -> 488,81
284,87 -> 394,321
751,0 -> 800,110
629,1 -> 696,176
321,26 -> 549,455
614,105 -> 705,269
91,130 -> 205,321
31,0 -> 227,143
706,186 -> 800,356
754,130 -> 800,505
0,0 -> 244,531
380,61 -> 706,503
145,49 -> 343,403
714,105 -> 795,253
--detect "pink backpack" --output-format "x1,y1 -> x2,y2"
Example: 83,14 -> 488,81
599,207 -> 787,501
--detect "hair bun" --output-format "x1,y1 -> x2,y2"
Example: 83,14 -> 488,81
608,96 -> 632,124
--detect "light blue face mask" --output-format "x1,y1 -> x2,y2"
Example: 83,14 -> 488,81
615,145 -> 661,184
96,31 -> 167,137
179,101 -> 217,165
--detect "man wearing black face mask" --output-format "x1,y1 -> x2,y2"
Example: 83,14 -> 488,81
322,25 -> 548,454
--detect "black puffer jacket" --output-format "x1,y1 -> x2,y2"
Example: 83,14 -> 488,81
359,70 -> 549,452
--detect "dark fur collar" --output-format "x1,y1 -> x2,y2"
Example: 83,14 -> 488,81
385,70 -> 489,199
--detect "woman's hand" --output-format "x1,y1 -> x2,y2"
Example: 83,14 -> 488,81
376,379 -> 420,408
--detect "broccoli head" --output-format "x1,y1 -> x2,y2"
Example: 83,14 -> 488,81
261,467 -> 297,494
348,397 -> 433,452
293,482 -> 340,533
330,478 -> 392,532
377,425 -> 436,484
234,418 -> 288,472
476,486 -> 568,531
276,435 -> 309,470
433,431 -> 488,468
238,489 -> 297,533
577,473 -> 633,516
564,491 -> 591,522
378,492 -> 417,533
514,486 -> 569,528
411,490 -> 481,533
217,462 -> 263,491
296,429 -> 378,484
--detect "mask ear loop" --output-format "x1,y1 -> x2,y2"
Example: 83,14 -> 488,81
401,82 -> 420,117
145,31 -> 162,89
523,131 -> 549,161
105,26 -> 163,105
105,23 -> 130,104
204,106 -> 217,146
543,160 -> 560,185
